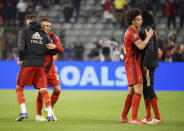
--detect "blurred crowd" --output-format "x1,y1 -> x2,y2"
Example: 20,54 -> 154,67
0,0 -> 184,61
157,32 -> 184,62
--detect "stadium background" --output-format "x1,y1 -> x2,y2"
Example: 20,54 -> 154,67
0,0 -> 184,131
0,0 -> 184,61
0,0 -> 183,90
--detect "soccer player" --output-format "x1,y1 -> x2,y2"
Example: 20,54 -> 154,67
16,15 -> 55,121
139,10 -> 162,124
119,8 -> 153,124
35,17 -> 64,121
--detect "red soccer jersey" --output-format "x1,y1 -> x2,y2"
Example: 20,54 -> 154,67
44,33 -> 64,87
124,27 -> 143,86
44,32 -> 64,68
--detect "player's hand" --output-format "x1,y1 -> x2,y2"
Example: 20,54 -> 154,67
17,60 -> 23,66
46,43 -> 56,49
145,28 -> 153,38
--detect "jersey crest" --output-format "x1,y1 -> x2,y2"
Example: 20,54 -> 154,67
133,33 -> 138,39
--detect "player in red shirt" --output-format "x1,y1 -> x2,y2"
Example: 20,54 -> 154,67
35,17 -> 64,121
119,8 -> 153,124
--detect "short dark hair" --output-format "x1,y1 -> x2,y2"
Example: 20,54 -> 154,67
125,8 -> 142,26
40,17 -> 52,23
26,14 -> 37,21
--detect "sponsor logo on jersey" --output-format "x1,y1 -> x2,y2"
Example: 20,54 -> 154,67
31,32 -> 43,44
31,32 -> 42,40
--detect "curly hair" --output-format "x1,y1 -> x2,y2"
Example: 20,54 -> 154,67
141,10 -> 156,28
125,8 -> 142,26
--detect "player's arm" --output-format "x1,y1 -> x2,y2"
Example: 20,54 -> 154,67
44,34 -> 58,56
17,30 -> 26,61
134,28 -> 153,50
49,33 -> 64,54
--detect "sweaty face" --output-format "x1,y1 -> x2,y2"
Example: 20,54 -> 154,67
41,21 -> 51,33
132,15 -> 143,28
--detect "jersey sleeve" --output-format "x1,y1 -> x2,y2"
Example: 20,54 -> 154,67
130,30 -> 141,44
50,33 -> 64,54
17,30 -> 26,61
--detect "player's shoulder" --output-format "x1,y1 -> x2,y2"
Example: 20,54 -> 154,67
18,28 -> 27,37
48,32 -> 56,36
49,32 -> 60,41
124,27 -> 134,38
19,27 -> 28,33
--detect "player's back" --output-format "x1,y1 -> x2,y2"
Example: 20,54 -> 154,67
17,21 -> 51,67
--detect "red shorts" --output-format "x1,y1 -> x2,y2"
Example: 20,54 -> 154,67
125,64 -> 143,86
46,64 -> 60,87
16,67 -> 47,88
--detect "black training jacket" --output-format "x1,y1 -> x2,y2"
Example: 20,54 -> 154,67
17,21 -> 51,67
139,25 -> 159,68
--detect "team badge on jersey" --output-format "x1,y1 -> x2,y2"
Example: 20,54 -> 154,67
133,33 -> 138,38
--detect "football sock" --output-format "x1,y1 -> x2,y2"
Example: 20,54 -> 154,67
20,103 -> 27,113
121,94 -> 133,118
46,106 -> 53,117
40,90 -> 51,108
16,85 -> 25,104
132,93 -> 142,120
51,91 -> 60,108
144,98 -> 151,120
36,92 -> 43,116
151,97 -> 161,120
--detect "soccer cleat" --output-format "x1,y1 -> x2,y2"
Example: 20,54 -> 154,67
35,115 -> 47,122
47,116 -> 55,121
45,108 -> 58,121
53,113 -> 58,121
142,118 -> 156,124
119,116 -> 130,123
16,113 -> 29,121
129,118 -> 146,124
152,118 -> 163,124
52,110 -> 58,121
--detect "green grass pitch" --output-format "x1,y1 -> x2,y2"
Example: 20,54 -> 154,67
0,90 -> 184,131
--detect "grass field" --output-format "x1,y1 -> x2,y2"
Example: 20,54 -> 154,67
0,90 -> 184,131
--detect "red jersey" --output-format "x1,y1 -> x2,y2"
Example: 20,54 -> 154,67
124,27 -> 143,86
44,33 -> 64,87
44,32 -> 64,69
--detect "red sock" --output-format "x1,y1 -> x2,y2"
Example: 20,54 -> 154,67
132,93 -> 142,120
144,98 -> 151,120
40,90 -> 51,108
151,97 -> 161,120
121,94 -> 133,118
16,85 -> 25,104
36,92 -> 43,116
51,92 -> 60,108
